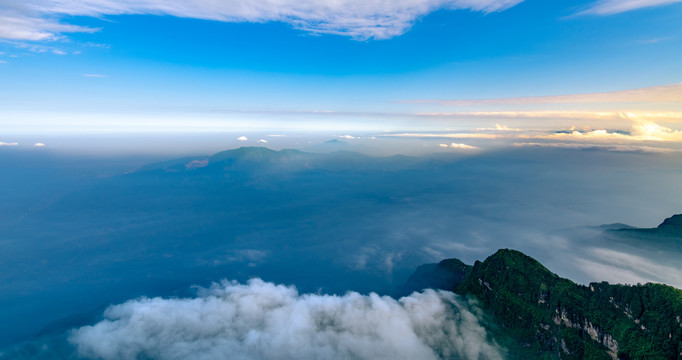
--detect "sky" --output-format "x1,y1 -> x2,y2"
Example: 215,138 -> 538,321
1,0 -> 682,154
2,3 -> 682,356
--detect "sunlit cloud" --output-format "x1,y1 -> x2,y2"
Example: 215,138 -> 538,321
388,118 -> 682,148
258,139 -> 268,143
0,141 -> 19,146
237,136 -> 248,141
531,119 -> 682,142
407,83 -> 682,106
0,0 -> 523,41
34,142 -> 46,147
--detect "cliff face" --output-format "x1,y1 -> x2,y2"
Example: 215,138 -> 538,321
410,249 -> 682,359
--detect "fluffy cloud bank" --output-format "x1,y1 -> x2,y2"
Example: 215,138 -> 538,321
0,0 -> 522,41
70,278 -> 503,360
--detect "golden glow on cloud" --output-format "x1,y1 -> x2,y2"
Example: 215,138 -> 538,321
389,117 -> 682,149
533,118 -> 682,142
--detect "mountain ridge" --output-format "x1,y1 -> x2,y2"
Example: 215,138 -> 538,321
408,247 -> 682,359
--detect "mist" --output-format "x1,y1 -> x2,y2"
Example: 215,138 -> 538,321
1,141 -> 682,357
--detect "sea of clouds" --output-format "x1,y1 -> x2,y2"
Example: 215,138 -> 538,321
70,278 -> 503,360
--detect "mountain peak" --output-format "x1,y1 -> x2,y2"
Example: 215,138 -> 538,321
210,147 -> 279,163
658,214 -> 682,229
486,248 -> 548,270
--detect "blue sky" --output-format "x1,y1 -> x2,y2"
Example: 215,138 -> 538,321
1,0 -> 682,152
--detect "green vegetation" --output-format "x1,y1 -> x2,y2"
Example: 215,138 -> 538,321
445,249 -> 682,359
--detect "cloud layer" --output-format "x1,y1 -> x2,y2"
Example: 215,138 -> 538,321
70,278 -> 503,360
0,0 -> 522,41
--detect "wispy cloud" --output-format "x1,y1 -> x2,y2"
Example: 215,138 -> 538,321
82,74 -> 108,78
405,83 -> 682,106
0,141 -> 19,146
0,12 -> 96,41
416,111 -> 682,123
0,0 -> 523,41
579,0 -> 682,15
638,36 -> 673,44
390,133 -> 505,139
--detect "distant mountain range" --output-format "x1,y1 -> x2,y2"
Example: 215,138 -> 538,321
406,215 -> 682,359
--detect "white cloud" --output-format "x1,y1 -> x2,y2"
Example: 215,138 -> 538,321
237,136 -> 248,141
0,60 -> 7,64
338,135 -> 356,139
0,0 -> 523,41
258,139 -> 268,143
0,142 -> 19,146
52,49 -> 67,55
439,143 -> 478,149
580,0 -> 682,15
70,279 -> 503,360
82,74 -> 108,78
34,142 -> 46,147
